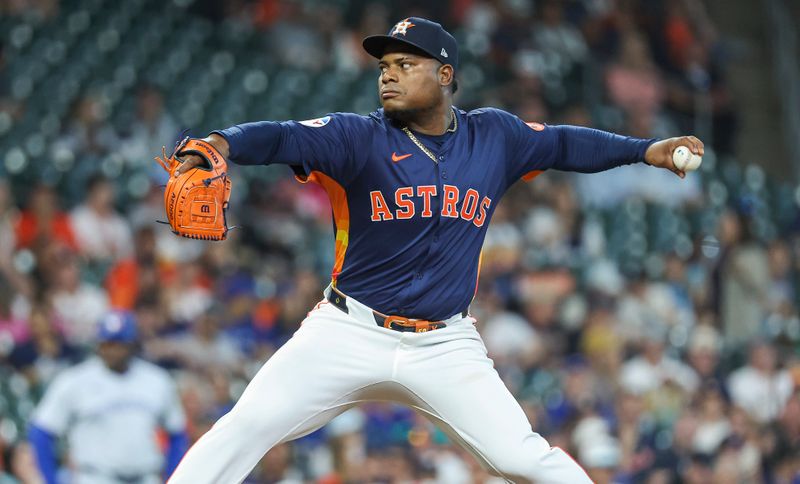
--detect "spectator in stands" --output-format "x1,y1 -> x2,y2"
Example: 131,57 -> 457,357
762,391 -> 800,482
682,452 -> 714,484
119,84 -> 179,173
333,3 -> 390,73
613,391 -> 659,480
534,0 -> 588,78
52,92 -> 118,159
578,437 -> 621,484
163,260 -> 213,323
662,253 -> 696,327
717,209 -> 771,348
766,239 -> 796,313
522,202 -> 571,267
661,0 -> 738,155
481,303 -> 543,370
14,183 -> 77,252
616,271 -> 664,345
606,31 -> 664,122
691,383 -> 730,455
104,226 -> 163,311
247,443 -> 303,484
618,325 -> 699,399
147,309 -> 244,375
69,174 -> 134,263
268,2 -> 327,71
727,340 -> 795,424
685,324 -> 724,388
7,303 -> 78,386
45,247 -> 109,346
718,406 -> 763,480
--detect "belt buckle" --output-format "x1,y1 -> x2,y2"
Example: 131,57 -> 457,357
383,315 -> 412,330
383,316 -> 439,333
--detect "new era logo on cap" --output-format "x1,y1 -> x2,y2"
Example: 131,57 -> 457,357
440,48 -> 448,58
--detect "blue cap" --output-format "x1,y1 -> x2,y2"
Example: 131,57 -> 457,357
363,17 -> 458,70
97,311 -> 138,343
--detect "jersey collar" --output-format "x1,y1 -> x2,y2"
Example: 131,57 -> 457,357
376,106 -> 459,134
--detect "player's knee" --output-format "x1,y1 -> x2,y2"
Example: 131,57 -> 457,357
219,405 -> 273,437
220,398 -> 303,444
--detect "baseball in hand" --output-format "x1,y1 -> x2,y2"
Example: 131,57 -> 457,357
672,146 -> 702,171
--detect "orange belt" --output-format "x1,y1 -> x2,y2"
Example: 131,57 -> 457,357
329,286 -> 459,333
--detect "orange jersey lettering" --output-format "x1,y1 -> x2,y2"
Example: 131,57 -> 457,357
370,190 -> 394,221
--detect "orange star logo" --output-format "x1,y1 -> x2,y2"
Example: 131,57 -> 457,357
391,19 -> 415,36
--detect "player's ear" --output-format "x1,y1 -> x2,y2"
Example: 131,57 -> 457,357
438,64 -> 454,90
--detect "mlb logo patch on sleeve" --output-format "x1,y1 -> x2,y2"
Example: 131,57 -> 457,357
300,116 -> 331,127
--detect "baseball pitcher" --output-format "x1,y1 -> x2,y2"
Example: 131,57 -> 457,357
165,17 -> 703,484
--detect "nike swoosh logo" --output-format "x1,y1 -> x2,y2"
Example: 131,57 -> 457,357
392,152 -> 412,162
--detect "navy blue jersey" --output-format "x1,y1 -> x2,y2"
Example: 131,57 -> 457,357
217,107 -> 653,320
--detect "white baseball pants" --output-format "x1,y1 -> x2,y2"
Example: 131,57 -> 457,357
168,291 -> 591,484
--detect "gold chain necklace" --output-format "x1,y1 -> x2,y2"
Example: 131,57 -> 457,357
401,108 -> 458,163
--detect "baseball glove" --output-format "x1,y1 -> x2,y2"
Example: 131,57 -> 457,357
155,137 -> 232,241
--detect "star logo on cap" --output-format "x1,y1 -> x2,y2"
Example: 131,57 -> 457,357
391,18 -> 415,36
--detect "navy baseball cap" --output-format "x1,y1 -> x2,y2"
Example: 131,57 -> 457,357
97,311 -> 138,343
363,17 -> 459,70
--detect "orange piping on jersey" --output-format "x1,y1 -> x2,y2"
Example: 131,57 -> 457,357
299,170 -> 350,284
473,249 -> 484,299
521,170 -> 544,182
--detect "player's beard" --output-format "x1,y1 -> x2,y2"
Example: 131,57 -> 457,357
384,105 -> 433,126
383,96 -> 442,127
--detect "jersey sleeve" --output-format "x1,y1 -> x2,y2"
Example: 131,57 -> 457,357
493,109 -> 655,184
30,373 -> 74,435
214,112 -> 373,186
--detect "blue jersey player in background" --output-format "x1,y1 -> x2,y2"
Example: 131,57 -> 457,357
28,312 -> 188,484
168,17 -> 704,484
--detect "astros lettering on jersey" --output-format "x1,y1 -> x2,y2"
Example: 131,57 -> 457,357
218,107 -> 650,320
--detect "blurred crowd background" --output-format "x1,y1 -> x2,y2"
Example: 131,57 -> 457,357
1,0 -> 800,482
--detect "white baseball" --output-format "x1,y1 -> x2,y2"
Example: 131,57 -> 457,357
672,145 -> 702,171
